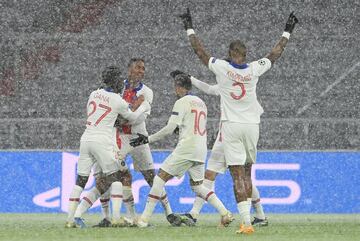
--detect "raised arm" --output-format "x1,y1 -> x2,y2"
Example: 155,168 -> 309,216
170,70 -> 218,96
179,8 -> 210,66
266,12 -> 299,64
190,76 -> 219,96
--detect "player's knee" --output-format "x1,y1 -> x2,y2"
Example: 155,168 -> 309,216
157,169 -> 173,182
142,169 -> 155,186
98,171 -> 121,194
76,175 -> 89,188
119,170 -> 132,186
204,170 -> 217,180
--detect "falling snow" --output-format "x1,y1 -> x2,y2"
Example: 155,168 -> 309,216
0,0 -> 359,150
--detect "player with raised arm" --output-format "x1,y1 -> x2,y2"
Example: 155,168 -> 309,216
90,58 -> 178,227
178,9 -> 298,234
170,70 -> 268,227
130,74 -> 234,228
65,66 -> 151,228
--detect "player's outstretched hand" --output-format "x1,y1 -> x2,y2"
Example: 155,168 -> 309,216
130,133 -> 149,147
170,70 -> 189,78
284,12 -> 299,34
178,8 -> 193,30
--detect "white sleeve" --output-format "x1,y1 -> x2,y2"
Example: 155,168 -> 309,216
208,57 -> 223,77
127,112 -> 148,125
146,88 -> 154,105
120,100 -> 151,123
251,58 -> 272,77
148,122 -> 178,143
191,76 -> 219,96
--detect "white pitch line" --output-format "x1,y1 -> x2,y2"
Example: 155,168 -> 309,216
296,61 -> 360,116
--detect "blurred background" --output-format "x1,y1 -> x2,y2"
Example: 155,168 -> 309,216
1,0 -> 359,150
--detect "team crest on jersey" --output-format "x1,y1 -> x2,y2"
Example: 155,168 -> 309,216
211,58 -> 217,63
171,111 -> 179,115
258,60 -> 266,66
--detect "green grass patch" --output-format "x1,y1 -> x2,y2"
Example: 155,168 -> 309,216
0,214 -> 359,241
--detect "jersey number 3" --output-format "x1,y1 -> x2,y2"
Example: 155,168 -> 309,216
191,109 -> 206,136
230,82 -> 246,100
86,101 -> 112,126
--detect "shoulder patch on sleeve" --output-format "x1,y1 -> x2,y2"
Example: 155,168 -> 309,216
211,58 -> 217,63
171,111 -> 179,115
258,59 -> 266,66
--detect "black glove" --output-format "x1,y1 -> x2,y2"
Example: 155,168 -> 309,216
284,12 -> 299,34
130,133 -> 149,147
179,8 -> 193,30
173,127 -> 179,135
170,70 -> 189,78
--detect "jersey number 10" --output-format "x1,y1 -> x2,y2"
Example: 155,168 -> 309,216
191,109 -> 206,136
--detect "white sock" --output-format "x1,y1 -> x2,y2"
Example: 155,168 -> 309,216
190,197 -> 204,219
74,188 -> 100,218
159,189 -> 173,216
252,185 -> 265,219
192,184 -> 227,216
190,179 -> 214,218
141,176 -> 165,222
111,182 -> 123,220
67,185 -> 83,222
123,186 -> 136,219
100,189 -> 110,220
237,200 -> 251,226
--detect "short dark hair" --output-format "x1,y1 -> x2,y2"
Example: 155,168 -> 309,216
102,66 -> 122,85
174,74 -> 192,90
127,58 -> 145,68
229,40 -> 246,57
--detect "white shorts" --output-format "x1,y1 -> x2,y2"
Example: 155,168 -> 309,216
77,140 -> 120,176
161,153 -> 205,182
117,134 -> 154,172
93,133 -> 154,175
222,122 -> 259,166
207,130 -> 227,174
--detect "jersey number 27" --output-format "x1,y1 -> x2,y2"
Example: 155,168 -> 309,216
86,101 -> 112,126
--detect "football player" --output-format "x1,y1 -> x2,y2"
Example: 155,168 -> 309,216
178,9 -> 298,234
130,74 -> 234,228
65,66 -> 150,228
170,70 -> 268,227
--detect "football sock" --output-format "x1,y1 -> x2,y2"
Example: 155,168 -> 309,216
159,189 -> 173,216
190,179 -> 214,218
67,185 -> 83,222
237,200 -> 251,226
252,185 -> 265,219
123,186 -> 136,219
110,182 -> 123,220
192,184 -> 227,216
141,176 -> 165,222
99,189 -> 110,220
74,188 -> 100,218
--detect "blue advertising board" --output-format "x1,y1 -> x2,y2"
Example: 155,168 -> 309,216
0,151 -> 359,213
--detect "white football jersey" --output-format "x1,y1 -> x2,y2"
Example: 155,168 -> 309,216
168,95 -> 208,163
81,88 -> 135,144
208,57 -> 271,123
